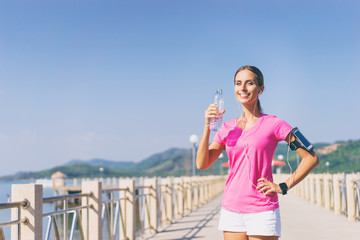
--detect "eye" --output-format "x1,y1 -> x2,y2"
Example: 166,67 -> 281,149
235,81 -> 242,86
247,81 -> 255,86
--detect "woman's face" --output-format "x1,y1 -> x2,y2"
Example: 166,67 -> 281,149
234,69 -> 263,105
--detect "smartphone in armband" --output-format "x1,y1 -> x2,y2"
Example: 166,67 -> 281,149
290,127 -> 314,152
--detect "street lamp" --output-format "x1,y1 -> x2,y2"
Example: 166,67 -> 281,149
219,153 -> 224,175
325,161 -> 330,173
189,134 -> 199,176
99,167 -> 104,178
277,155 -> 284,174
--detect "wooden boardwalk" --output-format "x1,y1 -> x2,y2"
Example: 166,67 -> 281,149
144,193 -> 360,240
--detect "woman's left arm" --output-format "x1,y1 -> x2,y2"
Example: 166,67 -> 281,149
257,133 -> 320,195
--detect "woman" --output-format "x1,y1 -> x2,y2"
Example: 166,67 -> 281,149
196,65 -> 319,240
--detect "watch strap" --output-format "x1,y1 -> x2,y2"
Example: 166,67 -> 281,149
279,182 -> 288,195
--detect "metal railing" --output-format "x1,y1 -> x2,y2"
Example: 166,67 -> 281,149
135,185 -> 153,238
43,192 -> 93,240
157,183 -> 171,227
275,173 -> 360,222
1,175 -> 227,240
0,199 -> 30,228
101,187 -> 128,240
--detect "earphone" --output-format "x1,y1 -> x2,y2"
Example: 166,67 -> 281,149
233,94 -> 294,205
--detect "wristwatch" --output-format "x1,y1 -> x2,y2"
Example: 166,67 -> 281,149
279,182 -> 288,195
289,139 -> 302,151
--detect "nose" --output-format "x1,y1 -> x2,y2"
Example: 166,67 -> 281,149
239,83 -> 247,91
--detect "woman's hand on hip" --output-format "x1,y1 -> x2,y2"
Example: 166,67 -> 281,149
256,178 -> 282,196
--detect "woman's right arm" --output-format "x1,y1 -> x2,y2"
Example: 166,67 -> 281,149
196,104 -> 225,170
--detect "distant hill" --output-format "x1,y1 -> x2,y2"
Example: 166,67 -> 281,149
1,140 -> 359,180
275,140 -> 360,174
314,140 -> 360,173
130,148 -> 190,176
65,158 -> 136,169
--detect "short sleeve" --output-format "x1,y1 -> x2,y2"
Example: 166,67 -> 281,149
212,122 -> 226,146
274,119 -> 293,141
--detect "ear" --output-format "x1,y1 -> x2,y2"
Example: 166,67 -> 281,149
259,86 -> 265,95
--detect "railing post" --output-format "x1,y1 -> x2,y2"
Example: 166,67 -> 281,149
192,176 -> 199,209
81,181 -> 102,240
119,178 -> 135,240
333,173 -> 343,216
299,180 -> 306,199
11,184 -> 43,240
204,177 -> 209,202
144,177 -> 158,233
211,177 -> 214,199
323,174 -> 332,210
315,174 -> 322,206
173,177 -> 184,218
309,174 -> 316,204
161,177 -> 173,224
112,177 -> 117,186
208,177 -> 212,200
183,177 -> 192,212
346,173 -> 360,222
304,177 -> 310,201
199,177 -> 205,205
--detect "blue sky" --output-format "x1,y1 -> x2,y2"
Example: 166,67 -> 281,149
0,0 -> 359,176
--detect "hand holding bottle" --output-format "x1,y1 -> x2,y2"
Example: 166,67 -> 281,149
205,104 -> 225,129
208,89 -> 225,131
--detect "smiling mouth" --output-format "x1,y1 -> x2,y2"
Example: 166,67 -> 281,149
239,93 -> 250,98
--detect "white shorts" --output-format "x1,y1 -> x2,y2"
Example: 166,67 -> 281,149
218,208 -> 281,237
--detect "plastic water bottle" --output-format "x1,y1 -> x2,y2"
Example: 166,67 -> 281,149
210,89 -> 224,131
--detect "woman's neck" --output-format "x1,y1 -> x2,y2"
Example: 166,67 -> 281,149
241,103 -> 261,120
237,104 -> 262,130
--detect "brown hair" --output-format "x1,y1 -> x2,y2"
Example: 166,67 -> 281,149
234,65 -> 264,114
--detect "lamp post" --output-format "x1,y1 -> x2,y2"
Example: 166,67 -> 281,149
219,153 -> 224,175
325,161 -> 330,173
189,134 -> 199,176
99,167 -> 104,178
277,155 -> 284,174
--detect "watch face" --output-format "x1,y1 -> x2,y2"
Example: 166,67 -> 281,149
279,183 -> 288,195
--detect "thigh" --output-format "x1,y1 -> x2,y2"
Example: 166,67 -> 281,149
224,231 -> 248,240
248,236 -> 278,240
245,208 -> 281,237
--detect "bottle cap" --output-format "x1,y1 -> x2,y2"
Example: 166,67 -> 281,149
216,89 -> 223,93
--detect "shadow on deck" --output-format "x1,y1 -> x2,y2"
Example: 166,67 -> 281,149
145,193 -> 360,240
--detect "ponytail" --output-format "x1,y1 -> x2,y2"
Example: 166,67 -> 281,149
257,99 -> 263,114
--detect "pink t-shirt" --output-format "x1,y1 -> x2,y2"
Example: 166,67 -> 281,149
213,114 -> 292,213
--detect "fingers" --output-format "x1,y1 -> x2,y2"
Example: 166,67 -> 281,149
205,104 -> 225,122
256,178 -> 277,196
257,178 -> 268,183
